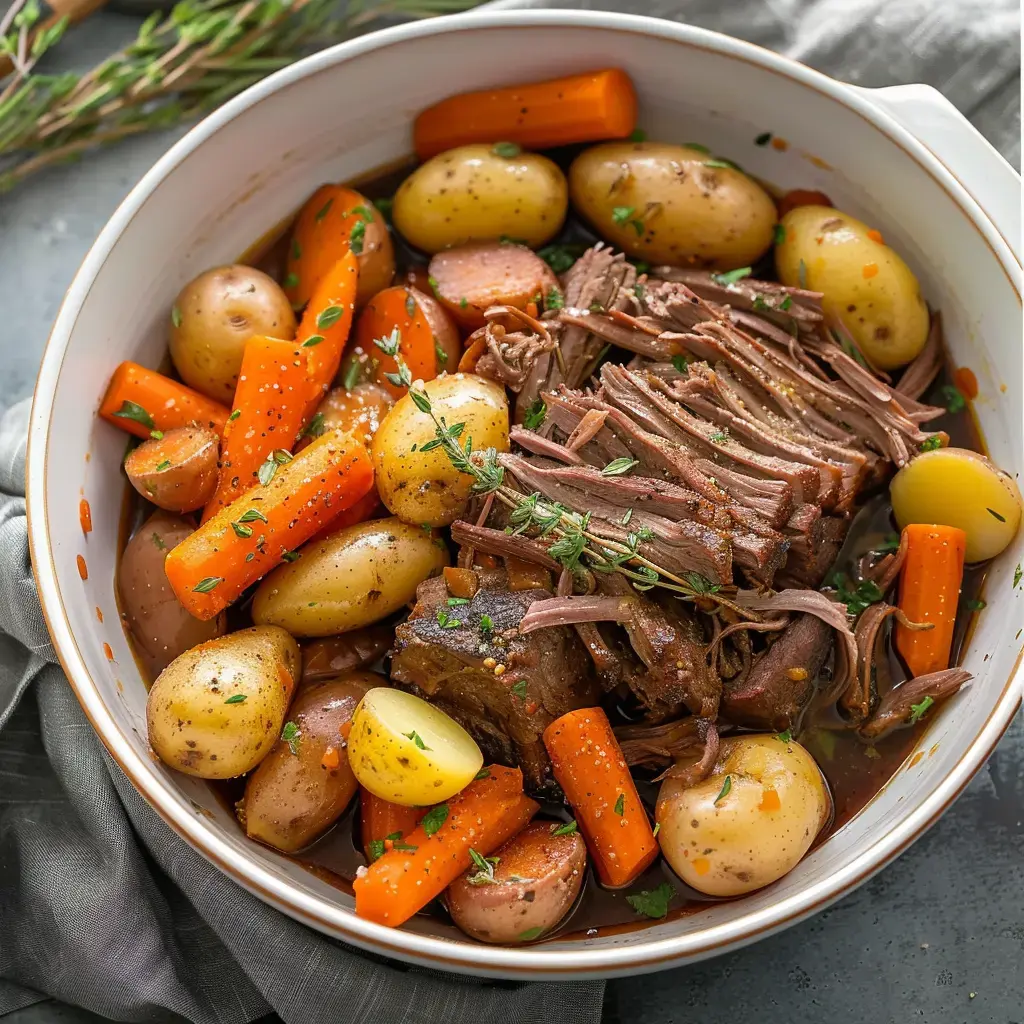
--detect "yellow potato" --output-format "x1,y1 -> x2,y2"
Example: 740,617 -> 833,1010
393,143 -> 568,254
890,447 -> 1022,562
656,734 -> 830,897
251,517 -> 449,637
775,206 -> 929,370
569,141 -> 776,269
372,373 -> 509,527
146,625 -> 300,779
347,687 -> 483,805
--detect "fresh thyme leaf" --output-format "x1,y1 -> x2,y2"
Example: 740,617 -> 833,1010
435,608 -> 461,630
510,679 -> 527,700
192,576 -> 222,593
404,729 -> 429,750
908,696 -> 934,725
683,142 -> 710,153
611,205 -> 636,226
474,768 -> 491,780
523,399 -> 546,430
620,508 -> 633,525
150,532 -> 166,550
614,793 -> 625,816
987,507 -> 1006,522
710,266 -> 751,286
682,572 -> 721,596
391,841 -> 418,852
281,721 -> 300,755
315,198 -> 333,223
491,141 -> 521,158
349,219 -> 366,255
231,521 -> 253,539
519,926 -> 544,941
302,412 -> 326,438
224,693 -> 247,704
626,882 -> 675,919
302,334 -> 324,348
112,400 -> 154,428
467,848 -> 499,885
290,238 -> 302,261
434,339 -> 448,366
550,820 -> 578,836
1015,564 -> 1023,589
405,291 -> 417,317
752,294 -> 772,313
228,409 -> 241,422
170,305 -> 182,329
257,457 -> 278,486
155,459 -> 171,471
709,430 -> 729,443
238,508 -> 268,524
272,449 -> 293,465
447,596 -> 470,606
420,804 -> 449,837
714,774 -> 732,805
317,306 -> 344,330
705,157 -> 740,170
601,457 -> 638,477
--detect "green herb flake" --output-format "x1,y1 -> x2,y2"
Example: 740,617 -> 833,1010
314,198 -> 333,223
479,613 -> 494,633
987,507 -> 1007,523
420,804 -> 449,837
611,205 -> 636,226
776,729 -> 793,744
281,550 -> 300,563
709,430 -> 729,444
601,457 -> 639,477
537,244 -> 583,274
373,196 -> 393,219
683,142 -> 710,153
192,576 -> 223,594
459,297 -> 469,309
467,847 -> 499,885
290,238 -> 302,261
281,721 -> 300,755
112,400 -> 154,429
316,305 -> 344,330
231,521 -> 253,539
908,695 -> 934,725
491,141 -> 521,158
714,774 -> 732,805
428,276 -> 440,296
474,768 -> 491,781
519,926 -> 545,941
155,459 -> 171,472
1015,564 -> 1023,589
349,219 -> 367,255
238,508 -> 268,524
228,409 -> 241,422
705,157 -> 740,170
653,822 -> 661,838
773,223 -> 786,245
546,287 -> 565,311
798,258 -> 808,289
779,295 -> 793,311
628,128 -> 646,143
613,793 -> 625,816
711,266 -> 752,287
523,399 -> 547,430
626,882 -> 675,919
755,132 -> 772,146
224,694 -> 247,704
966,597 -> 986,612
435,607 -> 461,630
283,272 -> 299,289
391,841 -> 418,852
671,354 -> 689,373
404,729 -> 429,750
151,532 -> 167,550
367,839 -> 385,862
257,457 -> 278,486
170,305 -> 182,329
302,334 -> 324,348
550,820 -> 578,837
302,412 -> 326,439
939,383 -> 966,414
831,573 -> 884,617
511,679 -> 527,700
920,436 -> 942,452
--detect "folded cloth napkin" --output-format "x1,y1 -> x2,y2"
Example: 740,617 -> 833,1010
0,398 -> 606,1023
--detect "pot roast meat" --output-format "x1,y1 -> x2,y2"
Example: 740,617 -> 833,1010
721,613 -> 833,732
390,573 -> 600,792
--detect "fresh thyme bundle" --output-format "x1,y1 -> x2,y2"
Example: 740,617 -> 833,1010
0,0 -> 478,192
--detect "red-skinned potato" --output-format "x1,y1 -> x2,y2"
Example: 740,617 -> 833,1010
123,426 -> 219,512
239,672 -> 380,853
118,511 -> 226,679
428,242 -> 558,330
300,625 -> 393,684
446,821 -> 586,943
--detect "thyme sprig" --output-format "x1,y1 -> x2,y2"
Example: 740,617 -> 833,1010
407,374 -> 738,609
0,0 -> 481,193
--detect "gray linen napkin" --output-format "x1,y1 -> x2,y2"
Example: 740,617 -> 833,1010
0,397 -> 606,1023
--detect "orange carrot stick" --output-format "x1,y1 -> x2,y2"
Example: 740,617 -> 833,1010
99,362 -> 230,439
543,707 -> 657,888
203,336 -> 309,521
351,286 -> 448,398
296,251 -> 359,420
165,428 -> 373,620
896,524 -> 966,678
285,185 -> 392,309
360,789 -> 422,860
353,765 -> 539,927
414,69 -> 637,160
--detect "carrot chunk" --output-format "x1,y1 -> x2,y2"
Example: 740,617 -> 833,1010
100,362 -> 230,439
165,429 -> 373,620
359,789 -> 422,860
414,69 -> 637,160
353,766 -> 538,927
543,707 -> 657,888
896,524 -> 966,677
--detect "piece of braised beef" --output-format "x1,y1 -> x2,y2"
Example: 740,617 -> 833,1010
390,573 -> 601,793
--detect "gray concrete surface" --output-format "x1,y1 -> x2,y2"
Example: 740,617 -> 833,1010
0,7 -> 1020,1024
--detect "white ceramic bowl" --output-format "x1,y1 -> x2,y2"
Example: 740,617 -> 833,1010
27,10 -> 1023,980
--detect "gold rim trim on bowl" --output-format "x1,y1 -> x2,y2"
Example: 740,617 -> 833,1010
27,11 -> 1024,977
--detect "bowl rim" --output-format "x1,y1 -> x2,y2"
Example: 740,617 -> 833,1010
26,8 -> 1024,979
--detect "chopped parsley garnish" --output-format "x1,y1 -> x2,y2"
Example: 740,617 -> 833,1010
626,882 -> 675,919
611,205 -> 636,226
523,399 -> 546,430
349,219 -> 367,255
671,353 -> 689,373
372,196 -> 393,219
228,409 -> 241,422
550,820 -> 578,837
908,696 -> 934,725
709,429 -> 729,444
966,598 -> 986,612
776,729 -> 792,744
1014,564 -> 1022,589
628,128 -> 646,143
877,533 -> 901,554
773,223 -> 786,244
681,572 -> 721,595
367,839 -> 385,862
280,550 -> 300,563
155,459 -> 171,472
920,436 -> 942,452
314,197 -> 333,222
479,613 -> 494,633
939,384 -> 966,414
434,339 -> 448,366
537,243 -> 584,274
192,576 -> 223,593
392,841 -> 418,852
601,457 -> 639,477
283,272 -> 299,290
510,679 -> 527,700
112,400 -> 154,429
281,721 -> 300,755
831,572 -> 884,617
290,238 -> 302,261
403,729 -> 429,750
447,596 -> 470,606
151,532 -> 166,550
711,266 -> 752,287
491,141 -> 521,158
613,793 -> 625,816
545,287 -> 564,310
705,157 -> 740,170
170,305 -> 182,329
714,774 -> 732,805
420,804 -> 449,837
435,607 -> 461,630
224,694 -> 247,704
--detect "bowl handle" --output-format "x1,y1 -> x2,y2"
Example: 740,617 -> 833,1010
852,83 -> 1020,261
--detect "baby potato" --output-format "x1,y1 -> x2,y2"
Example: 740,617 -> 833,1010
251,517 -> 449,637
123,426 -> 219,512
372,373 -> 510,527
656,734 -> 830,897
119,511 -> 226,679
890,447 -> 1023,562
147,625 -> 300,779
314,382 -> 394,448
775,206 -> 929,369
239,672 -> 379,853
347,686 -> 483,805
169,265 -> 296,402
447,822 -> 586,944
393,144 -> 568,254
569,142 -> 776,269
